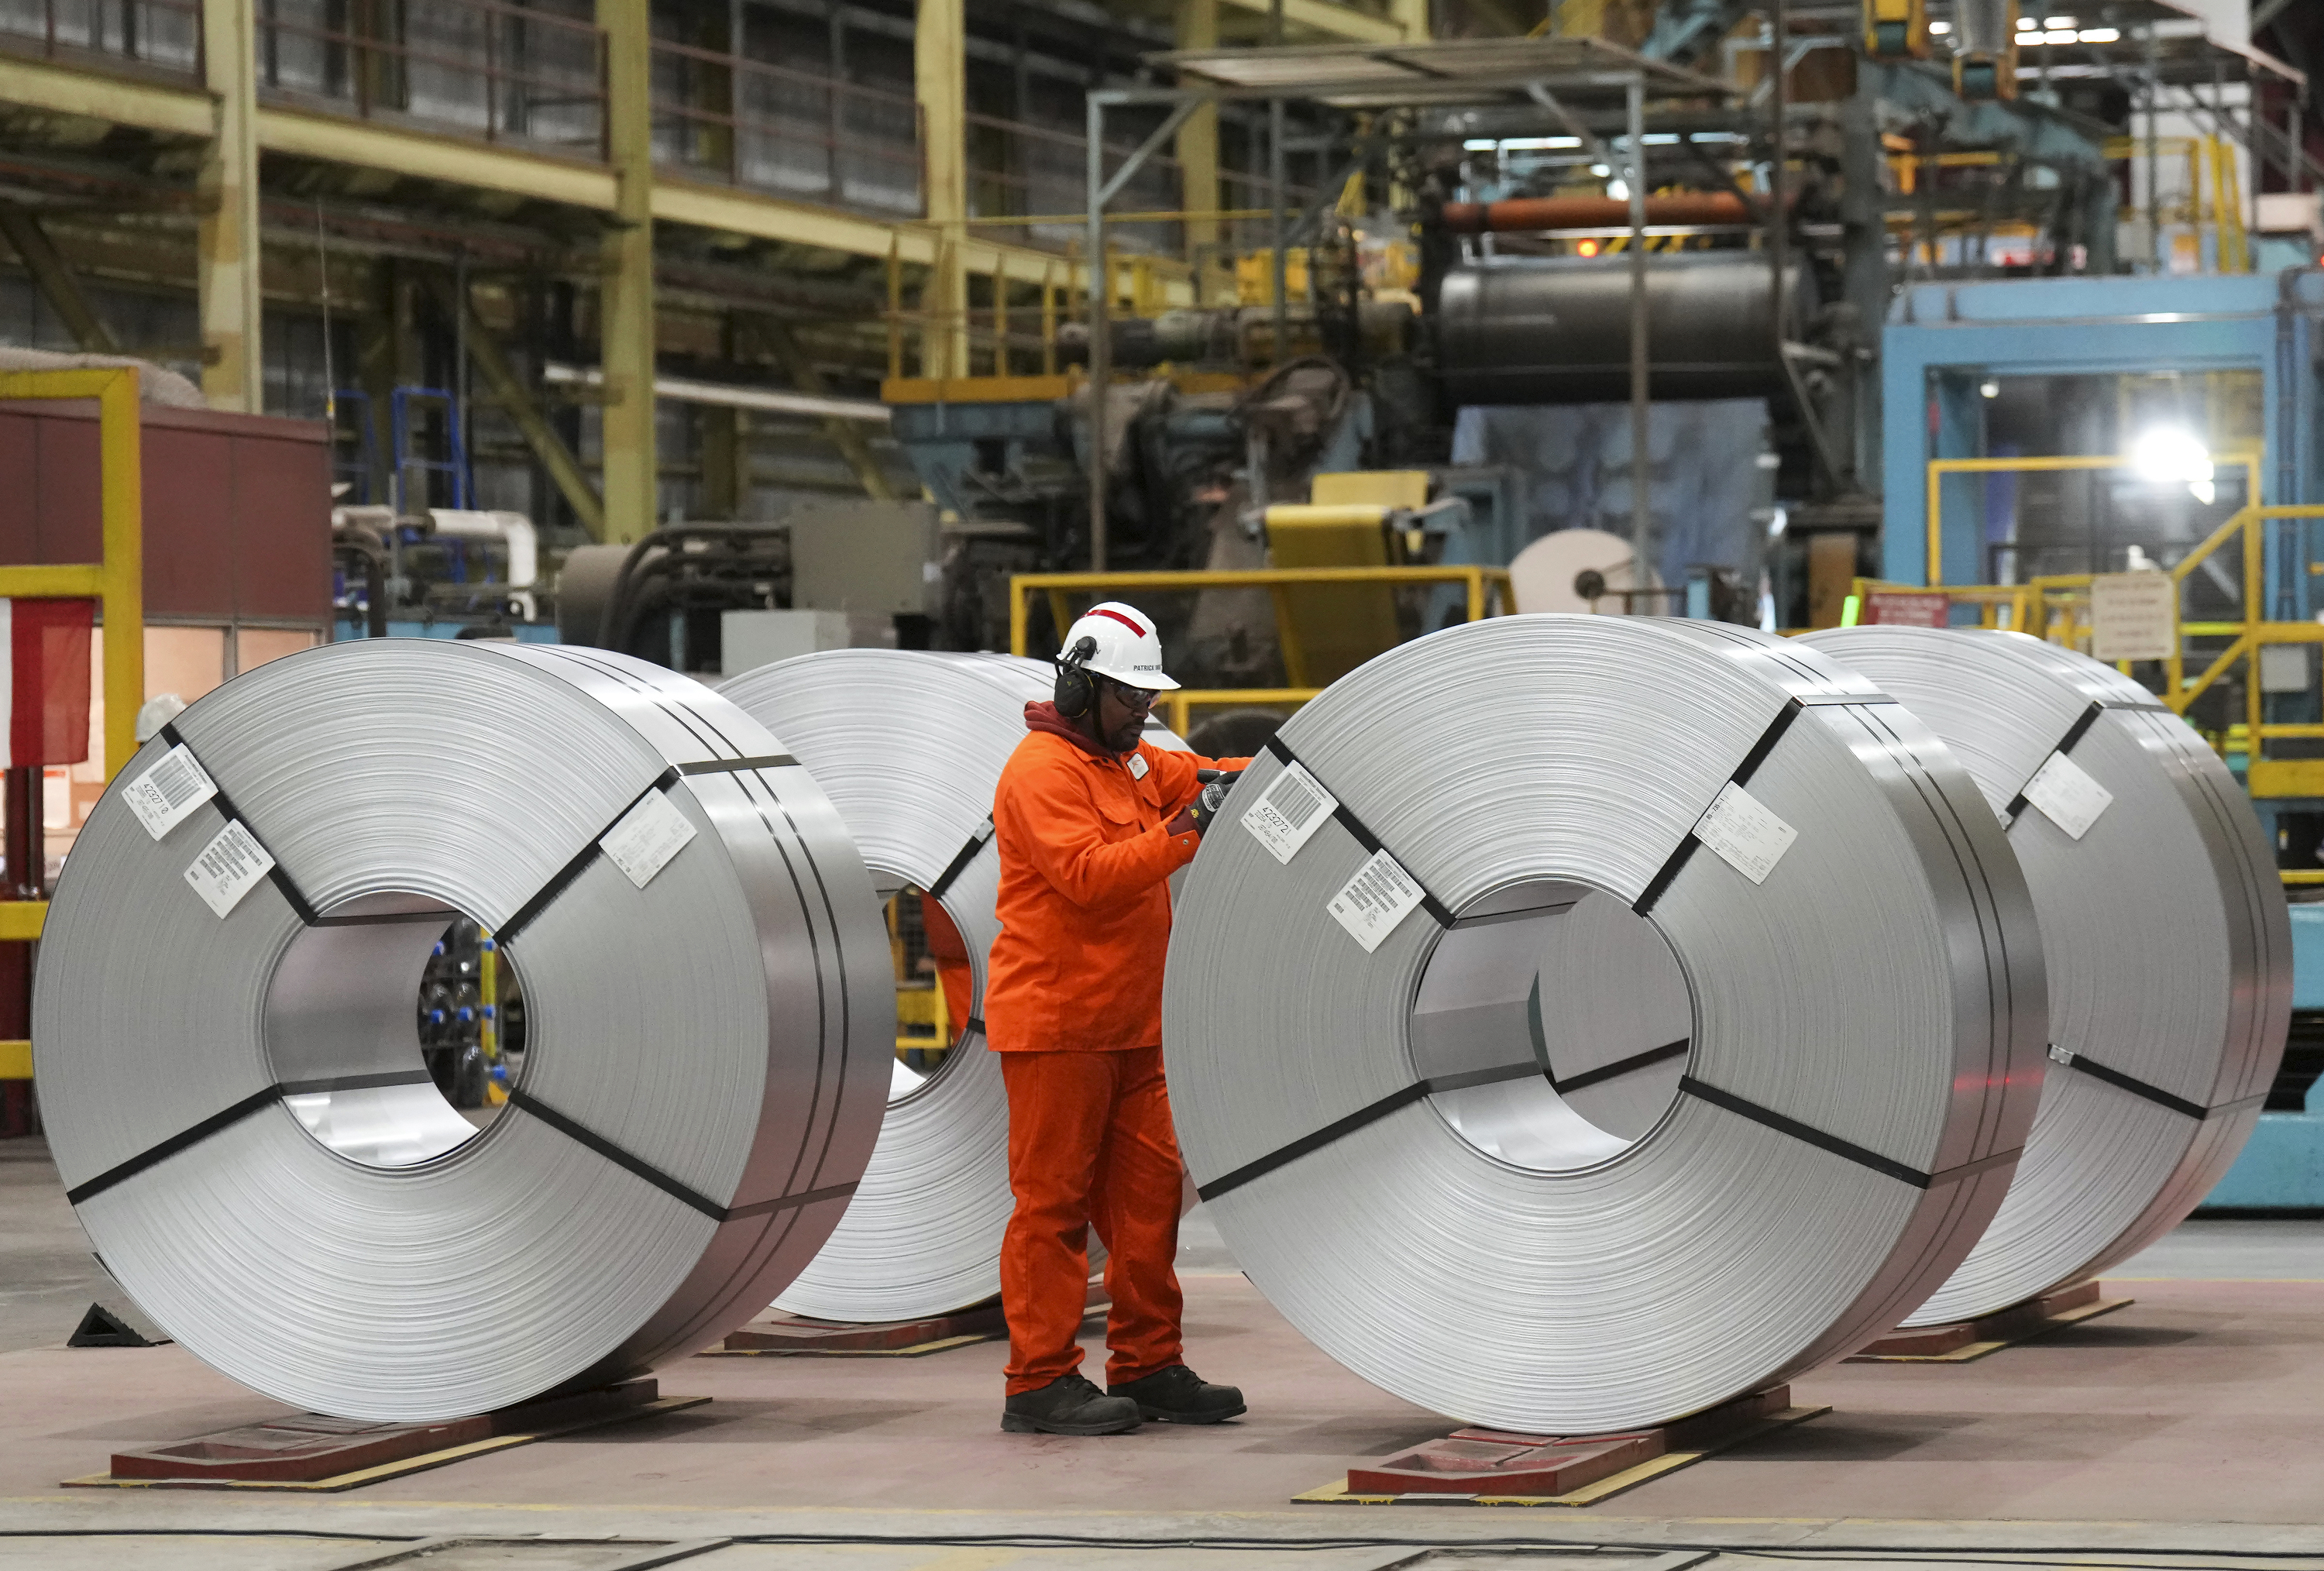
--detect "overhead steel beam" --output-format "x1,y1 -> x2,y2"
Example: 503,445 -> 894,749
0,57 -> 213,137
258,107 -> 621,211
424,273 -> 607,540
0,201 -> 119,352
1214,0 -> 1406,43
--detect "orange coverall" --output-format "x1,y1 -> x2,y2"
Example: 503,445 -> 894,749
917,893 -> 975,1033
985,700 -> 1244,1395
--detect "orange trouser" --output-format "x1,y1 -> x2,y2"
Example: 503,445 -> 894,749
999,1046 -> 1184,1395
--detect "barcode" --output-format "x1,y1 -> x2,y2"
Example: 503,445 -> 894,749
145,751 -> 207,810
1266,771 -> 1326,829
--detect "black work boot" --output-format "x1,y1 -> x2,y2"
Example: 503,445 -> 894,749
1001,1372 -> 1142,1435
1109,1364 -> 1246,1425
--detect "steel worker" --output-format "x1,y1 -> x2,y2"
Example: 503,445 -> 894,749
984,601 -> 1249,1436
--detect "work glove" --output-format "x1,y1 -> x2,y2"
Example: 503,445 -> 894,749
1178,768 -> 1244,837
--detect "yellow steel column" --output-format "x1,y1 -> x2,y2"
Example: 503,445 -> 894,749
198,0 -> 263,412
1176,0 -> 1221,273
599,0 -> 658,545
916,0 -> 969,379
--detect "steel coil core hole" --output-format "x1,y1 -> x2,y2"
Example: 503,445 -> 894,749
263,892 -> 524,1169
1411,878 -> 1694,1174
882,883 -> 975,1102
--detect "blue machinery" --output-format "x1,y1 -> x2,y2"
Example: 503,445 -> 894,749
1882,266 -> 2324,1208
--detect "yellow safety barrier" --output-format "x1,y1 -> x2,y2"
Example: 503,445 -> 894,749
1876,453 -> 2324,801
0,367 -> 143,1083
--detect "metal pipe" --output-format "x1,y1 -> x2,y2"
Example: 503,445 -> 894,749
1627,74 -> 1649,565
1087,91 -> 1109,572
2146,26 -> 2161,270
1269,0 -> 1287,370
1442,192 -> 1768,232
1769,0 -> 1788,349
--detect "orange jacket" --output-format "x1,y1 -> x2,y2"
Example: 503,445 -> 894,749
983,702 -> 1244,1053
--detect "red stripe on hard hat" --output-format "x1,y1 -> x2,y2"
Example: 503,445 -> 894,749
1088,607 -> 1149,638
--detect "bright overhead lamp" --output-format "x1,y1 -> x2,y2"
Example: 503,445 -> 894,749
2130,426 -> 2216,505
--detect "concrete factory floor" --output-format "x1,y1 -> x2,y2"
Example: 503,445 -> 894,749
5,1136 -> 2324,1568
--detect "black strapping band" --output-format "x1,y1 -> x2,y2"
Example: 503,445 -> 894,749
1260,737 -> 1457,930
157,723 -> 320,927
723,1180 -> 861,1221
507,1087 -> 855,1223
925,819 -> 997,902
276,1070 -> 436,1096
1556,1039 -> 1690,1096
962,1016 -> 987,1039
1635,699 -> 1802,917
1679,1074 -> 2019,1190
496,772 -> 680,947
676,754 -> 798,775
2049,1046 -> 2263,1121
65,1085 -> 284,1205
1196,1060 -> 1540,1203
2003,701 -> 2109,825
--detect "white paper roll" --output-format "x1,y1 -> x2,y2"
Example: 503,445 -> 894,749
33,639 -> 890,1421
1508,528 -> 1664,615
720,650 -> 1191,1321
1803,626 -> 2290,1325
1164,614 -> 2047,1432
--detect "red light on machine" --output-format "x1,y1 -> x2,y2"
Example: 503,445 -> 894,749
1576,239 -> 1600,256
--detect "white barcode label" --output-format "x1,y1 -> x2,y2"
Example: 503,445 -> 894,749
184,820 -> 275,918
1327,848 -> 1426,953
123,744 -> 216,841
2023,750 -> 2112,840
1241,761 -> 1339,865
600,789 -> 698,889
1693,782 -> 1797,885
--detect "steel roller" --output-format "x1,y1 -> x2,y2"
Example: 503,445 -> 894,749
1163,614 -> 2047,1432
33,639 -> 889,1421
1805,626 -> 2290,1326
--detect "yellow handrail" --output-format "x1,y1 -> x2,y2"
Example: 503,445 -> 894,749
0,367 -> 143,956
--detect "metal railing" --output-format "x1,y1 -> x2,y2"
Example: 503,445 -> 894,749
0,0 -> 200,77
0,366 -> 146,1085
1009,567 -> 1514,738
1870,466 -> 2324,824
965,111 -> 1185,256
651,39 -> 922,217
255,0 -> 606,159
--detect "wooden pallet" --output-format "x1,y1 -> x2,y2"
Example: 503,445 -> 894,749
1296,1388 -> 1827,1508
1846,1281 -> 2132,1363
65,1380 -> 703,1493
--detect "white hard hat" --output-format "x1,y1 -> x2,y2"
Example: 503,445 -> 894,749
1062,601 -> 1179,692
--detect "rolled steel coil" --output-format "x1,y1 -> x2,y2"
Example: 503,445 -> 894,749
720,649 -> 1191,1322
1435,252 -> 1815,405
33,639 -> 889,1421
1163,614 -> 2047,1432
1804,626 -> 2290,1326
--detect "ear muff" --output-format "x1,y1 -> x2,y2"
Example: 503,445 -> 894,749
1054,634 -> 1099,719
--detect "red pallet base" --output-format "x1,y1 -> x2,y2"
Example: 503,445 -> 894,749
97,1379 -> 663,1486
1344,1385 -> 1793,1498
1848,1280 -> 2129,1362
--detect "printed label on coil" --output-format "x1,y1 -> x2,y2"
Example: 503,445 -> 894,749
2022,750 -> 2113,840
184,820 -> 276,918
124,744 -> 217,841
600,789 -> 699,889
1242,761 -> 1339,865
1327,848 -> 1425,953
1693,782 -> 1797,885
